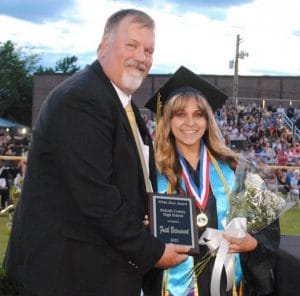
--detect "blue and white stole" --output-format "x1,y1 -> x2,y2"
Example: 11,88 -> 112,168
159,142 -> 243,295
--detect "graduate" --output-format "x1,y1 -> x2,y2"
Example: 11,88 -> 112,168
145,66 -> 280,296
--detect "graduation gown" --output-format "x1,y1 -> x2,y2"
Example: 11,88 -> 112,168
157,159 -> 280,296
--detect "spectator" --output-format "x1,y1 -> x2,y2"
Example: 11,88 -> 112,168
277,147 -> 288,166
287,105 -> 295,119
0,161 -> 9,210
278,171 -> 290,195
277,104 -> 285,113
289,169 -> 300,204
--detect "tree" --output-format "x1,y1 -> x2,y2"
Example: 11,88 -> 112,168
55,56 -> 80,73
35,65 -> 55,74
0,41 -> 81,126
0,40 -> 40,126
36,55 -> 80,74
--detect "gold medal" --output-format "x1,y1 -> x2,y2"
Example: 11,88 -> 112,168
197,212 -> 208,227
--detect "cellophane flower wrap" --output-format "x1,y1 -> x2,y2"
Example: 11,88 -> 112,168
228,152 -> 297,233
187,152 -> 298,283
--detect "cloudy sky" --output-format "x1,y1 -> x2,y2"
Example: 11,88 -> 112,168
1,0 -> 300,76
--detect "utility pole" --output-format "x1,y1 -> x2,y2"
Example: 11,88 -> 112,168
231,34 -> 248,108
233,34 -> 241,108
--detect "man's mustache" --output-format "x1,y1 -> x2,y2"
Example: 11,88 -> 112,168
125,60 -> 146,72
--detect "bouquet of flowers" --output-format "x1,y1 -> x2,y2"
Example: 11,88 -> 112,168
187,152 -> 298,286
228,152 -> 298,233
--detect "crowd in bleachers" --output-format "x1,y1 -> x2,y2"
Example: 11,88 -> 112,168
143,102 -> 300,205
0,159 -> 26,211
216,102 -> 300,205
216,102 -> 300,165
143,102 -> 300,165
0,128 -> 30,157
0,128 -> 29,211
1,102 -> 300,211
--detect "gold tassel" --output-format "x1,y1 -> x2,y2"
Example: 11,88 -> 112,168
156,92 -> 162,123
232,256 -> 237,296
232,277 -> 237,296
239,281 -> 243,296
163,269 -> 170,296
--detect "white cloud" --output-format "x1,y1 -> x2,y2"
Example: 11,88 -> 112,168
1,0 -> 300,75
225,0 -> 300,75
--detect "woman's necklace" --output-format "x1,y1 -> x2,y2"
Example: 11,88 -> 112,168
178,142 -> 210,227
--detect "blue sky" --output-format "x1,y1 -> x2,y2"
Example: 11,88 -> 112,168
1,0 -> 300,76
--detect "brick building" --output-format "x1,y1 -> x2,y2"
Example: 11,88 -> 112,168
33,72 -> 300,126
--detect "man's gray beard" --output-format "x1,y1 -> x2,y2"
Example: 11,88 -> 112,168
121,72 -> 143,93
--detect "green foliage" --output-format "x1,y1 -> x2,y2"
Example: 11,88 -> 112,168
55,55 -> 80,73
0,40 -> 40,125
35,65 -> 55,74
0,40 -> 81,126
35,55 -> 80,74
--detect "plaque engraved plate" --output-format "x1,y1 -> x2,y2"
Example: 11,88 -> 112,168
149,193 -> 199,255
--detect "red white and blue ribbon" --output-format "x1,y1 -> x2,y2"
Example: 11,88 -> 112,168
178,141 -> 210,210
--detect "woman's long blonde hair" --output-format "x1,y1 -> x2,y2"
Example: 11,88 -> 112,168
154,88 -> 239,192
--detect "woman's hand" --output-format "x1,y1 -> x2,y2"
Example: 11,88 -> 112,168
223,232 -> 258,253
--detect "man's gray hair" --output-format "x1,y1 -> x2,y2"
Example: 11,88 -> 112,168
97,9 -> 155,52
103,8 -> 155,36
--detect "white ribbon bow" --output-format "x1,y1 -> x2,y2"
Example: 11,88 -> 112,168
199,217 -> 247,296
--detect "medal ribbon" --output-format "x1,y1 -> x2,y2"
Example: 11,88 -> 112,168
178,141 -> 210,211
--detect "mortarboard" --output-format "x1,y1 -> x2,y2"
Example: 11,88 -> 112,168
144,65 -> 228,120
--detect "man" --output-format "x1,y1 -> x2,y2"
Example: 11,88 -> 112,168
4,9 -> 189,296
0,161 -> 9,210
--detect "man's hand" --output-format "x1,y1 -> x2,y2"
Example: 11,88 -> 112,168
143,214 -> 149,228
155,243 -> 190,268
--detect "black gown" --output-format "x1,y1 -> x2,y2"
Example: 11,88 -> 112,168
185,161 -> 279,296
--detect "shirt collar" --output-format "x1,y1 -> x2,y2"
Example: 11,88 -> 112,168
111,82 -> 131,108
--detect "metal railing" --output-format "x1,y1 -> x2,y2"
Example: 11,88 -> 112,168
281,112 -> 300,141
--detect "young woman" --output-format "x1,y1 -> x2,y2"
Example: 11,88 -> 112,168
147,66 -> 280,296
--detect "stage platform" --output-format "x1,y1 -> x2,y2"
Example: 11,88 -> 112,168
276,235 -> 300,296
280,235 -> 300,259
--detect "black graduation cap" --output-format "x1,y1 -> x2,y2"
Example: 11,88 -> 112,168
145,65 -> 228,117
